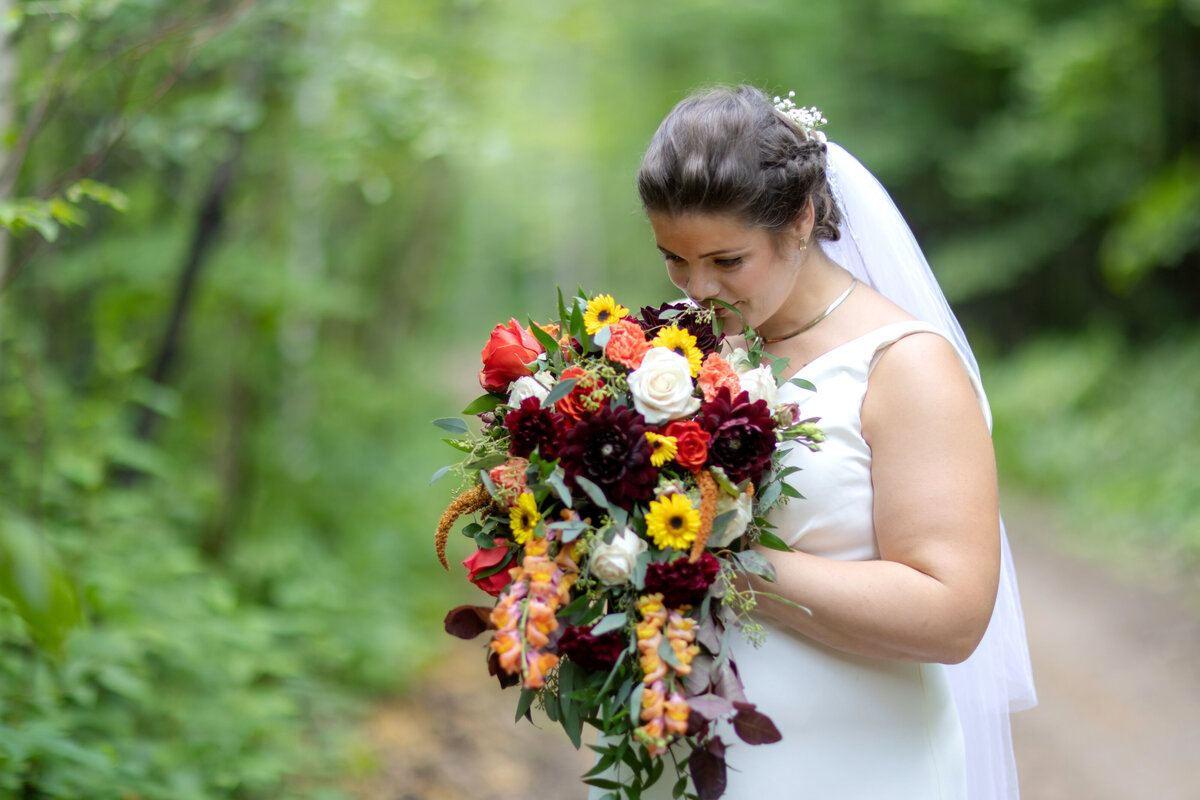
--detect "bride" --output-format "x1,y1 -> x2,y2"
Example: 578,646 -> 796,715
595,86 -> 1036,799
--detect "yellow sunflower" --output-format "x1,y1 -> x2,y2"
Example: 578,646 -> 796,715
651,326 -> 703,377
645,432 -> 678,467
509,491 -> 541,544
645,493 -> 700,551
583,294 -> 629,335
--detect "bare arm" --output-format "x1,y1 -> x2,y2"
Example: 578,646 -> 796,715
746,332 -> 1000,664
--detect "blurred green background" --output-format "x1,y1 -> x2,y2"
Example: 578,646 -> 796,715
1,0 -> 1197,796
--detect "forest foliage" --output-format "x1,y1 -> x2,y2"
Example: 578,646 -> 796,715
0,0 -> 1196,796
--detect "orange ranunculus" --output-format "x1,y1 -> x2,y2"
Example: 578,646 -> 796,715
605,319 -> 651,369
479,318 -> 543,392
555,365 -> 606,421
697,352 -> 741,403
662,420 -> 711,472
462,541 -> 517,597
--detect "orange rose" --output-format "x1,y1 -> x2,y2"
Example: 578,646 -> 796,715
479,319 -> 543,392
662,420 -> 711,472
697,352 -> 741,403
605,319 -> 651,369
555,365 -> 606,421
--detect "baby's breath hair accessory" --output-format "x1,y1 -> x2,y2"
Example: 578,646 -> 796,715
772,91 -> 828,143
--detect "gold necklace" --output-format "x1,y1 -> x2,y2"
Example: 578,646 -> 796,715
760,279 -> 859,344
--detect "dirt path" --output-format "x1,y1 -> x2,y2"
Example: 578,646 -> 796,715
1004,504 -> 1200,800
357,507 -> 1200,799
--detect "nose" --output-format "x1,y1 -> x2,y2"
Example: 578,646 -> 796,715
685,266 -> 720,303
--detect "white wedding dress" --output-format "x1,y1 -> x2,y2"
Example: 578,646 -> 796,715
591,320 -> 977,800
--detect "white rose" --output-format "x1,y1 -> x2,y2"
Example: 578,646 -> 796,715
507,374 -> 552,408
737,365 -> 779,409
589,527 -> 647,586
627,347 -> 701,425
726,347 -> 755,374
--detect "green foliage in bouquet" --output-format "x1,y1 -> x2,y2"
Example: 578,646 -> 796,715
432,290 -> 824,800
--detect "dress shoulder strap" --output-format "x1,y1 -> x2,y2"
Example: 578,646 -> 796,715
864,320 -> 946,375
863,320 -> 993,428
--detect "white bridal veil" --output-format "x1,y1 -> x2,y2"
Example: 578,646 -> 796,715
822,141 -> 1038,800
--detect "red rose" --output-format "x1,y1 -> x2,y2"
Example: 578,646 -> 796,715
663,419 -> 711,472
479,319 -> 543,393
462,540 -> 517,596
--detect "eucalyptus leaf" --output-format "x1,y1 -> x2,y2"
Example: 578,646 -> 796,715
542,377 -> 578,408
733,549 -> 776,582
589,612 -> 628,636
429,465 -> 452,484
432,417 -> 470,435
787,377 -> 817,392
573,475 -> 611,511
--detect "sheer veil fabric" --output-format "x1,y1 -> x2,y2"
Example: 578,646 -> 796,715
821,142 -> 1038,799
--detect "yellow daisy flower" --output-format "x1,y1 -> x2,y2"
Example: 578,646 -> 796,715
584,294 -> 629,335
645,432 -> 678,467
645,493 -> 700,551
651,326 -> 703,377
509,492 -> 541,544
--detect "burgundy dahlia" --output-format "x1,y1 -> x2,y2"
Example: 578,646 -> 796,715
557,624 -> 625,673
559,404 -> 656,510
644,553 -> 721,609
700,387 -> 777,484
505,396 -> 565,459
639,302 -> 722,355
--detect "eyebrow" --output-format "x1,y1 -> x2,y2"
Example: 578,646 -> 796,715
656,245 -> 744,259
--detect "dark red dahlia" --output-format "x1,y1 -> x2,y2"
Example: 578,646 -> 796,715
557,624 -> 626,673
700,387 -> 777,484
638,302 -> 723,355
505,396 -> 565,459
560,404 -> 656,510
644,553 -> 721,609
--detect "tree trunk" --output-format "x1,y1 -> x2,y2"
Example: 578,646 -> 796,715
0,0 -> 16,362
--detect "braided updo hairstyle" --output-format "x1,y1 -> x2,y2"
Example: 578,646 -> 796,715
638,86 -> 841,242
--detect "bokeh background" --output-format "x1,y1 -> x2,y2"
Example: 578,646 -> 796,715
1,1 -> 1197,798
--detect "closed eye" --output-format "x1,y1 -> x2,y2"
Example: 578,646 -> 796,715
714,257 -> 742,268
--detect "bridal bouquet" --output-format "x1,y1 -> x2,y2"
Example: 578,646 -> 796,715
432,290 -> 823,800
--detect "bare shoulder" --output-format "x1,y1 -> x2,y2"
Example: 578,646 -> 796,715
861,330 -> 985,443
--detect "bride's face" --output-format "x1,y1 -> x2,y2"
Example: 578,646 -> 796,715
648,211 -> 805,334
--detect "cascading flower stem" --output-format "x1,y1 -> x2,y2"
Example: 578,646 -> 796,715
690,469 -> 719,562
435,484 -> 493,569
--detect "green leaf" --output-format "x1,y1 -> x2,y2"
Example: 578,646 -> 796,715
769,355 -> 792,378
780,483 -> 804,499
462,394 -> 504,415
542,377 -> 577,409
515,688 -> 536,722
734,550 -> 776,582
573,475 -> 611,511
589,611 -> 627,636
0,516 -> 81,653
787,377 -> 816,392
756,530 -> 792,552
528,319 -> 561,354
545,470 -> 573,506
467,453 -> 508,471
432,417 -> 470,435
429,465 -> 453,484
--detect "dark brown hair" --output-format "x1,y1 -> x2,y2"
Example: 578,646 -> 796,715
638,86 -> 841,241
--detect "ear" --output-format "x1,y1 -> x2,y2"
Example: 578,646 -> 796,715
790,198 -> 816,243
